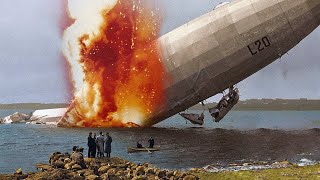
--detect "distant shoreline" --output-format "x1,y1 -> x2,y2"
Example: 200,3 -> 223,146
191,99 -> 320,111
1,99 -> 320,111
0,103 -> 68,110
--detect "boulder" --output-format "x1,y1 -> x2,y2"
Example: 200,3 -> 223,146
85,174 -> 100,180
145,168 -> 155,175
183,175 -> 198,180
135,166 -> 145,176
98,165 -> 111,175
15,168 -> 22,175
36,163 -> 54,172
173,170 -> 182,177
83,170 -> 95,177
106,168 -> 117,176
64,158 -> 72,164
156,170 -> 167,178
100,173 -> 108,180
26,169 -> 71,180
166,170 -> 174,178
65,162 -> 76,170
53,160 -> 65,168
72,164 -> 83,170
132,175 -> 148,180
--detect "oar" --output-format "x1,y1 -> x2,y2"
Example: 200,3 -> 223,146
145,147 -> 151,153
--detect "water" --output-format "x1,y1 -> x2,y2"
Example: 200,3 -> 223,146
1,110 -> 320,174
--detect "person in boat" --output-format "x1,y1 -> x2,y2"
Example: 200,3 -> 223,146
137,141 -> 143,148
104,132 -> 112,158
148,137 -> 154,148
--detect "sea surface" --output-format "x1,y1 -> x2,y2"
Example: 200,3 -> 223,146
1,109 -> 320,174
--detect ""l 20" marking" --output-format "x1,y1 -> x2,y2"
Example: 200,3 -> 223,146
247,36 -> 271,56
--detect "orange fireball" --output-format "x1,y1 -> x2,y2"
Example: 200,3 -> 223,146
60,0 -> 166,127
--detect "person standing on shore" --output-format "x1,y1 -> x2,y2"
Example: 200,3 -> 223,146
104,132 -> 112,158
87,132 -> 96,158
92,133 -> 97,158
96,132 -> 105,157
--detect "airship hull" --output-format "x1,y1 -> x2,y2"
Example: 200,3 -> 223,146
144,0 -> 320,126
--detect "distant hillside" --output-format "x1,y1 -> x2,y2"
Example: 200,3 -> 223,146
1,99 -> 320,111
0,103 -> 68,110
191,99 -> 320,111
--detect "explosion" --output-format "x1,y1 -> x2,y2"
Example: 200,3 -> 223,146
59,0 -> 166,127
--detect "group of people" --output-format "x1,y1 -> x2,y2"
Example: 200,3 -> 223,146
87,132 -> 112,158
137,137 -> 155,148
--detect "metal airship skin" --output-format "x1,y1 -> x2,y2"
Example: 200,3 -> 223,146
143,0 -> 320,126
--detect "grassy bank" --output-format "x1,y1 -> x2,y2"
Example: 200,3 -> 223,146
194,164 -> 320,179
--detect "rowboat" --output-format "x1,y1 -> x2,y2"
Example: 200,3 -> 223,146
127,147 -> 160,153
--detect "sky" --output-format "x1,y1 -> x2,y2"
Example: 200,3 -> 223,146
0,0 -> 319,103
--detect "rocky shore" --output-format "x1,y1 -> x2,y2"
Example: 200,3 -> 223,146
0,151 -> 199,180
1,150 -> 320,180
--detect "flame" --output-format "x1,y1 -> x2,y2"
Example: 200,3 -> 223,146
59,0 -> 166,127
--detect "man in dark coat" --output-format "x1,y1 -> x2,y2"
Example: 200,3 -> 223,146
148,137 -> 154,148
104,132 -> 112,158
87,132 -> 96,158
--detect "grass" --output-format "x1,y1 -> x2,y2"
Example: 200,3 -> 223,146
193,164 -> 320,180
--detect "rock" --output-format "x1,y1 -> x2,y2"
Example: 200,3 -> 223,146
26,169 -> 71,180
145,168 -> 155,175
84,170 -> 95,177
143,163 -> 150,168
64,158 -> 72,164
183,175 -> 198,180
173,170 -> 182,177
65,162 -> 76,170
72,164 -> 83,170
106,168 -> 117,176
77,169 -> 86,176
89,165 -> 99,174
15,168 -> 22,175
86,174 -> 100,180
132,175 -> 148,180
242,163 -> 253,166
271,161 -> 291,168
189,168 -> 203,173
166,170 -> 174,178
135,166 -> 145,176
98,165 -> 111,175
156,170 -> 166,178
36,163 -> 54,171
53,160 -> 65,168
180,173 -> 187,178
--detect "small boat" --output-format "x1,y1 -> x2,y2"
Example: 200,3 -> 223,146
127,147 -> 160,153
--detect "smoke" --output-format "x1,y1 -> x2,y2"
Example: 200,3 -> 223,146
59,0 -> 166,127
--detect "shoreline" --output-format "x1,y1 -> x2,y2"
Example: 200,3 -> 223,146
1,151 -> 319,180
